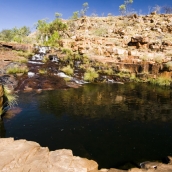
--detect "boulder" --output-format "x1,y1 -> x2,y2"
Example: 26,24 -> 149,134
113,48 -> 127,55
130,36 -> 149,44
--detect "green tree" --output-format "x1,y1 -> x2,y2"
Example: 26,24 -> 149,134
49,18 -> 67,33
0,29 -> 13,42
35,14 -> 68,46
84,67 -> 99,82
71,11 -> 79,19
35,19 -> 50,43
55,12 -> 62,18
80,2 -> 89,17
119,0 -> 134,15
44,31 -> 60,47
0,26 -> 30,43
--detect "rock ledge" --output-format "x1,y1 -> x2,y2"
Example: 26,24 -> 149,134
0,138 -> 98,172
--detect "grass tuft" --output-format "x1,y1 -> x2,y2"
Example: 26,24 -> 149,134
84,67 -> 99,82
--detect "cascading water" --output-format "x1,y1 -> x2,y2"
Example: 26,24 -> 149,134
27,45 -> 89,85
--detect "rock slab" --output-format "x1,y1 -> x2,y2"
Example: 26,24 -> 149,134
0,138 -> 98,172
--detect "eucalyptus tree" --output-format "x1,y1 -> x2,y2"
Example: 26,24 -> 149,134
35,13 -> 68,47
162,5 -> 172,14
71,11 -> 79,19
80,2 -> 89,17
0,26 -> 30,43
119,0 -> 134,15
35,19 -> 50,43
0,29 -> 13,42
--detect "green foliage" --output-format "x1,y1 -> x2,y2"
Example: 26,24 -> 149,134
49,18 -> 68,33
149,77 -> 171,86
35,16 -> 67,46
0,29 -> 13,42
55,12 -> 62,18
154,56 -> 163,63
35,19 -> 50,38
38,69 -> 47,74
119,0 -> 134,15
103,68 -> 114,75
80,2 -> 89,17
1,86 -> 18,115
44,31 -> 60,47
71,11 -> 79,19
94,28 -> 108,37
0,26 -> 31,43
6,66 -> 28,74
61,65 -> 74,76
16,51 -> 33,58
165,61 -> 172,70
116,70 -> 130,78
42,56 -> 49,63
84,67 -> 99,82
74,53 -> 82,60
62,48 -> 72,55
119,5 -> 126,15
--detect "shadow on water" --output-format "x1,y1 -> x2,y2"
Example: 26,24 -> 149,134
0,120 -> 6,138
2,82 -> 172,169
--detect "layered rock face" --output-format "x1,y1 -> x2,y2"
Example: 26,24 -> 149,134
1,14 -> 172,85
61,14 -> 172,62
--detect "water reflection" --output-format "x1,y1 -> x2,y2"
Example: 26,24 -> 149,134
0,120 -> 5,138
37,83 -> 172,122
3,83 -> 172,169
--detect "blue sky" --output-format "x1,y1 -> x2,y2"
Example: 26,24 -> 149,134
0,0 -> 172,31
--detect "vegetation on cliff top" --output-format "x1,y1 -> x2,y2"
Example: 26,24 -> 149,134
0,1 -> 172,87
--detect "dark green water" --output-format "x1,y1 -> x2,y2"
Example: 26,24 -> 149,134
1,83 -> 172,169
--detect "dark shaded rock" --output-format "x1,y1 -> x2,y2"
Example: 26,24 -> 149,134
15,74 -> 68,92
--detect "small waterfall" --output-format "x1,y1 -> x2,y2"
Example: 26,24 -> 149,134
27,45 -> 89,85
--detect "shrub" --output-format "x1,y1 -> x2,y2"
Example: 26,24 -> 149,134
119,0 -> 134,16
149,77 -> 171,86
0,85 -> 18,116
154,56 -> 163,63
140,55 -> 149,61
17,51 -> 33,58
84,67 -> 99,82
103,68 -> 114,75
0,26 -> 31,43
74,53 -> 82,60
116,71 -> 130,78
62,48 -> 72,55
43,31 -> 60,47
6,66 -> 28,74
94,28 -> 108,37
61,65 -> 74,76
71,11 -> 79,19
80,2 -> 89,17
38,69 -> 47,74
165,61 -> 172,70
42,56 -> 49,63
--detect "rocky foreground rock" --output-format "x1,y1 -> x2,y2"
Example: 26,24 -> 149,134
0,138 -> 98,172
1,138 -> 172,172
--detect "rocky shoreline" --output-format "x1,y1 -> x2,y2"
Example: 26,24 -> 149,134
0,138 -> 172,172
1,13 -> 172,172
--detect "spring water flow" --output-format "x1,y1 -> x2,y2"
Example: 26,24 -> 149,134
1,82 -> 172,169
